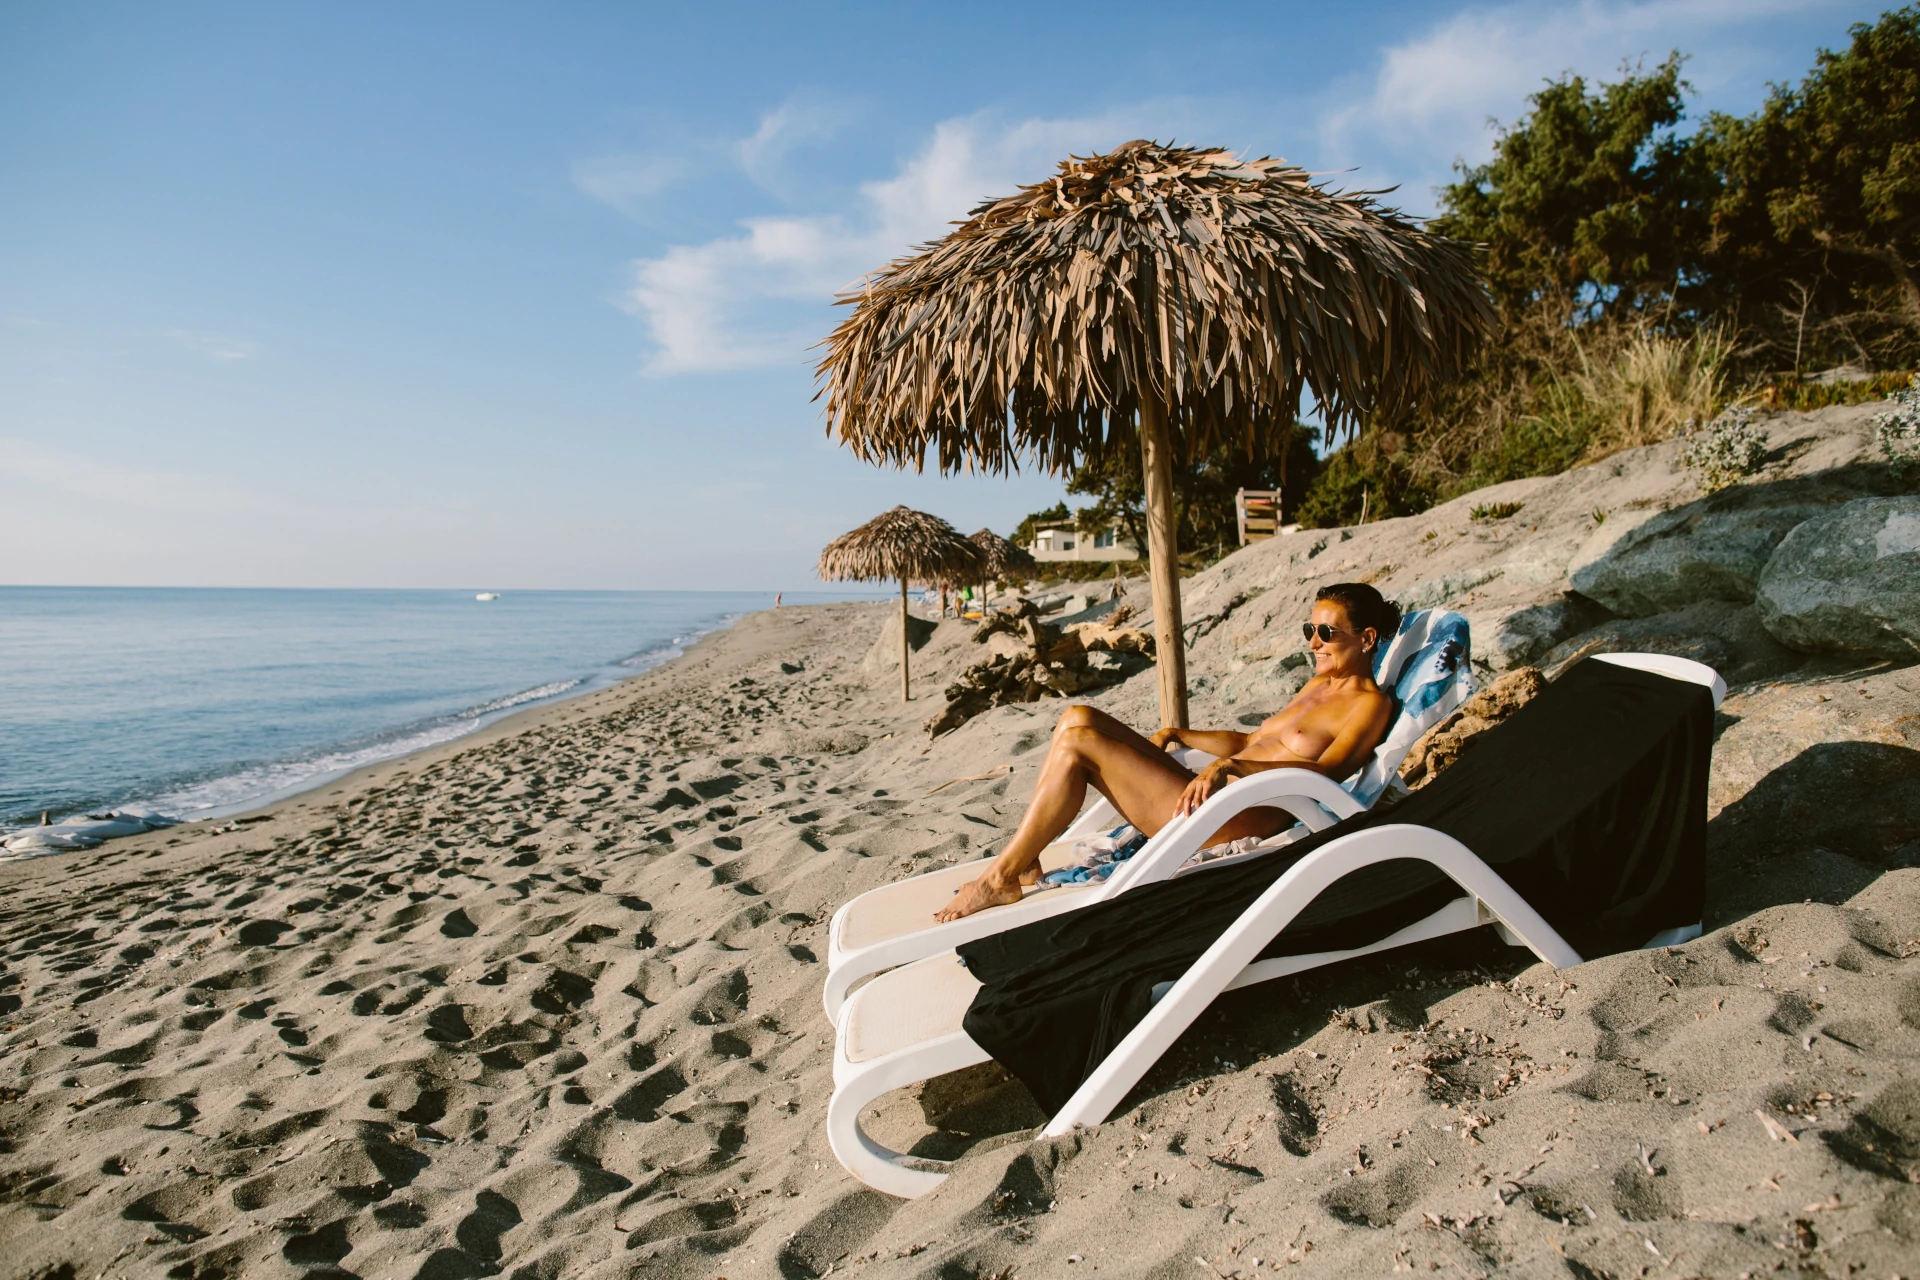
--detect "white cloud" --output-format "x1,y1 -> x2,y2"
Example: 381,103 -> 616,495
736,90 -> 861,192
1321,0 -> 1850,207
623,108 -> 1176,375
165,328 -> 256,362
572,152 -> 694,215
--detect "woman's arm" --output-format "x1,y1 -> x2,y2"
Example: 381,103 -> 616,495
1171,693 -> 1392,817
1148,726 -> 1249,756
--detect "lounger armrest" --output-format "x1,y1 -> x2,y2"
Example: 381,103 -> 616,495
1098,767 -> 1363,896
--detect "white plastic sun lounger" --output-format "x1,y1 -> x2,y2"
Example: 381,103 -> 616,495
827,653 -> 1724,1199
823,610 -> 1478,1024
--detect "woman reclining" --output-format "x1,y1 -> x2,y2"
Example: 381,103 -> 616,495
934,582 -> 1400,922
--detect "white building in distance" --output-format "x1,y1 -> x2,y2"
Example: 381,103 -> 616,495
1028,523 -> 1140,563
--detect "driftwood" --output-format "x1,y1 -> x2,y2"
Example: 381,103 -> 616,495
925,606 -> 1155,737
1399,667 -> 1548,789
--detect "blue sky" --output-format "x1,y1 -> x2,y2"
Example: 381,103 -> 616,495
0,0 -> 1879,589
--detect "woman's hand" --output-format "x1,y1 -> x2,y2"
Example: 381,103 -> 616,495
1149,727 -> 1182,752
1174,759 -> 1237,817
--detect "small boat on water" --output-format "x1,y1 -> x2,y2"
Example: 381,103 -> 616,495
475,592 -> 501,601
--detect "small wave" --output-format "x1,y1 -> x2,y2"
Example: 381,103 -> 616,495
148,720 -> 483,817
616,614 -> 742,671
147,678 -> 592,819
459,679 -> 581,719
16,606 -> 752,834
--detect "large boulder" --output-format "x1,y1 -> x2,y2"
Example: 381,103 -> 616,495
1216,653 -> 1311,718
1538,600 -> 1800,684
1485,594 -> 1612,669
1756,495 -> 1920,660
1569,491 -> 1834,617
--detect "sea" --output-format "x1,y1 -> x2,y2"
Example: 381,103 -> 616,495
0,586 -> 879,833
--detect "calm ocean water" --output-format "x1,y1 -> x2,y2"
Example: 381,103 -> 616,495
0,587 -> 873,831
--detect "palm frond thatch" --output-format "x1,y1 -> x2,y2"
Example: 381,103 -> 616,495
969,528 -> 1037,581
817,505 -> 986,585
816,140 -> 1494,473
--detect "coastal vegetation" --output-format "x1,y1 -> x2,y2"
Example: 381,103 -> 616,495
1303,6 -> 1920,525
1015,8 -> 1920,545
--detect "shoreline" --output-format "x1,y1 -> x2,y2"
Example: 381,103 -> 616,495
0,600 -> 765,853
0,600 -> 812,879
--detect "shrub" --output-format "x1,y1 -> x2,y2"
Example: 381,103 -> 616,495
1470,501 -> 1526,520
1293,436 -> 1435,529
1873,376 -> 1920,478
1678,406 -> 1769,491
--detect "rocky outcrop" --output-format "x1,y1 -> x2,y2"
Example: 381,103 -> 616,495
1756,496 -> 1920,660
1216,652 -> 1311,723
1485,594 -> 1613,669
1538,600 -> 1801,684
1568,488 -> 1837,617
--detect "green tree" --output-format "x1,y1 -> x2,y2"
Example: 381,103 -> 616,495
1010,502 -> 1071,549
1700,7 -> 1920,368
1432,55 -> 1714,318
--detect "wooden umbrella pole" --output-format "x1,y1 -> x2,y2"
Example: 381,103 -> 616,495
898,577 -> 911,702
1137,390 -> 1189,729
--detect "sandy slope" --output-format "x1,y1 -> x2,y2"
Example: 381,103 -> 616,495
4,410 -> 1920,1280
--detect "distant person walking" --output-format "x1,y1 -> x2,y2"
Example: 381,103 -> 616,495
774,593 -> 783,607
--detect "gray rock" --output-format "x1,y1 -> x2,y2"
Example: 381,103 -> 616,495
1217,656 -> 1310,711
1543,622 -> 1732,681
1569,492 -> 1833,616
1487,595 -> 1612,669
1401,567 -> 1504,612
1538,600 -> 1799,684
1756,495 -> 1920,660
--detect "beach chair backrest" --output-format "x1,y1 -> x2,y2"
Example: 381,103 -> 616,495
1347,609 -> 1475,806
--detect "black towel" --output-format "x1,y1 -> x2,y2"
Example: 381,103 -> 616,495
957,658 -> 1711,1116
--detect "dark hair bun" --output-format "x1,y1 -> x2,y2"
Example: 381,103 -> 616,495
1312,582 -> 1403,643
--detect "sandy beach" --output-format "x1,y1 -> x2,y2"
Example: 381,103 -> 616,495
4,404 -> 1919,1280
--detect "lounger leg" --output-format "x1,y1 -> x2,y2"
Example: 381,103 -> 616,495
828,1034 -> 992,1199
1042,825 -> 1583,1137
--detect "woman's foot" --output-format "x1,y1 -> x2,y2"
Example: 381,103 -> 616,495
933,871 -> 1025,921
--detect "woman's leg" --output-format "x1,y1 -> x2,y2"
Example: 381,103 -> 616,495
934,705 -> 1282,921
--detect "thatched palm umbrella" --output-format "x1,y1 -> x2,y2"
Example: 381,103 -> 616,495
818,506 -> 985,702
816,141 -> 1492,727
969,528 -> 1036,610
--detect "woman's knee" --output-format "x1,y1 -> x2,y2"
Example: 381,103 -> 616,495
1051,722 -> 1110,766
1053,703 -> 1105,735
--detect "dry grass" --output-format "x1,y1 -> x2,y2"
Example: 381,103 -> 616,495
1559,326 -> 1731,454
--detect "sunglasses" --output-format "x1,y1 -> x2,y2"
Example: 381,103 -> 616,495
1301,622 -> 1361,643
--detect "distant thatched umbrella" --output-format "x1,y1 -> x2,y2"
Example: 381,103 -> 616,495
969,528 -> 1037,608
817,141 -> 1492,727
818,506 -> 985,702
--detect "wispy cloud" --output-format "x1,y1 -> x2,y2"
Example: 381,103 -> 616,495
165,327 -> 257,362
1320,0 -> 1850,205
572,152 -> 696,215
622,108 -> 1180,374
736,89 -> 862,193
